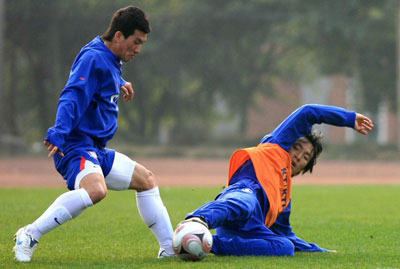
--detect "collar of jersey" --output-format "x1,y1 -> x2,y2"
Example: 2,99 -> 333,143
96,36 -> 123,68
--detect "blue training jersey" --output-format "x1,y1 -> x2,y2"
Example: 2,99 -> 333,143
45,36 -> 127,154
232,104 -> 356,208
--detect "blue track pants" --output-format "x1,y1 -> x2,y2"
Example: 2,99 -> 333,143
186,181 -> 294,256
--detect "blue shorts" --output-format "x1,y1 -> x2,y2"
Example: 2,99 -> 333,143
54,147 -> 115,190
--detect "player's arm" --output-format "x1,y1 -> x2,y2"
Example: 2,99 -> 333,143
45,54 -> 99,156
270,201 -> 335,252
261,104 -> 373,151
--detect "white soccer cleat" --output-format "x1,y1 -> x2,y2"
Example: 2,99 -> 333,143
158,248 -> 176,259
13,227 -> 39,262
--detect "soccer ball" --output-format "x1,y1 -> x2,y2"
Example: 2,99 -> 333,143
172,221 -> 213,261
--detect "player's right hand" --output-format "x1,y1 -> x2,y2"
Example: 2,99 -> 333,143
120,82 -> 134,102
44,140 -> 64,157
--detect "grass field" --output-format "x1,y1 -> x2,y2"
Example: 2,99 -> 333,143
1,185 -> 399,268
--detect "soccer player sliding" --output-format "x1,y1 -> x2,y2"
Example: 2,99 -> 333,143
175,104 -> 373,258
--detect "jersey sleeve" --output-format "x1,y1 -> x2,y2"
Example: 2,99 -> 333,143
120,76 -> 127,87
260,104 -> 356,151
45,53 -> 99,152
270,201 -> 334,252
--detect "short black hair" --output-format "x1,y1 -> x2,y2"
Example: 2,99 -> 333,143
101,6 -> 151,41
301,131 -> 323,174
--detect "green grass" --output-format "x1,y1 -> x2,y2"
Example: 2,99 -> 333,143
1,185 -> 399,268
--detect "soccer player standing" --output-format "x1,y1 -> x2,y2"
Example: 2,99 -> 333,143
13,6 -> 175,262
180,104 -> 374,256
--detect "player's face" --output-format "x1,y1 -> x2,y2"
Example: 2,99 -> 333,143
289,137 -> 314,177
117,30 -> 147,62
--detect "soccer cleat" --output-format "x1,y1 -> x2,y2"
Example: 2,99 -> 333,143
178,216 -> 209,229
157,248 -> 176,259
13,227 -> 39,262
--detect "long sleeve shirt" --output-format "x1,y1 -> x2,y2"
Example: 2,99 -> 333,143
46,36 -> 127,154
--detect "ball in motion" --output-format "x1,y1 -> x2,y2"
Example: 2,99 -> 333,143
172,221 -> 213,261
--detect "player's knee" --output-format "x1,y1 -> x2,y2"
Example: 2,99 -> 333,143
80,174 -> 107,204
131,168 -> 157,192
277,238 -> 295,256
89,186 -> 107,204
140,169 -> 157,191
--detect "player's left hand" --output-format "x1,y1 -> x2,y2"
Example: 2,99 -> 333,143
354,113 -> 374,135
121,82 -> 134,102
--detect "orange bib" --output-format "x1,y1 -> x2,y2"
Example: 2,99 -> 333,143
228,143 -> 292,227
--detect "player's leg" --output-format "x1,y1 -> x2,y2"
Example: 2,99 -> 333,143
133,165 -> 175,258
27,172 -> 105,237
185,182 -> 258,229
185,182 -> 294,256
212,215 -> 295,256
13,154 -> 104,262
211,235 -> 294,256
187,182 -> 294,256
104,152 -> 174,258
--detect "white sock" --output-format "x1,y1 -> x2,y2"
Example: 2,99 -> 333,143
136,187 -> 174,255
27,189 -> 93,240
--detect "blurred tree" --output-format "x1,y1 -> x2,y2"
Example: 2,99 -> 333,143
4,0 -> 115,142
2,0 -> 398,150
285,0 -> 397,114
132,0 -> 296,139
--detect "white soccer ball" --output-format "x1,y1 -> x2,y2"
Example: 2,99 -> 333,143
172,221 -> 213,261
